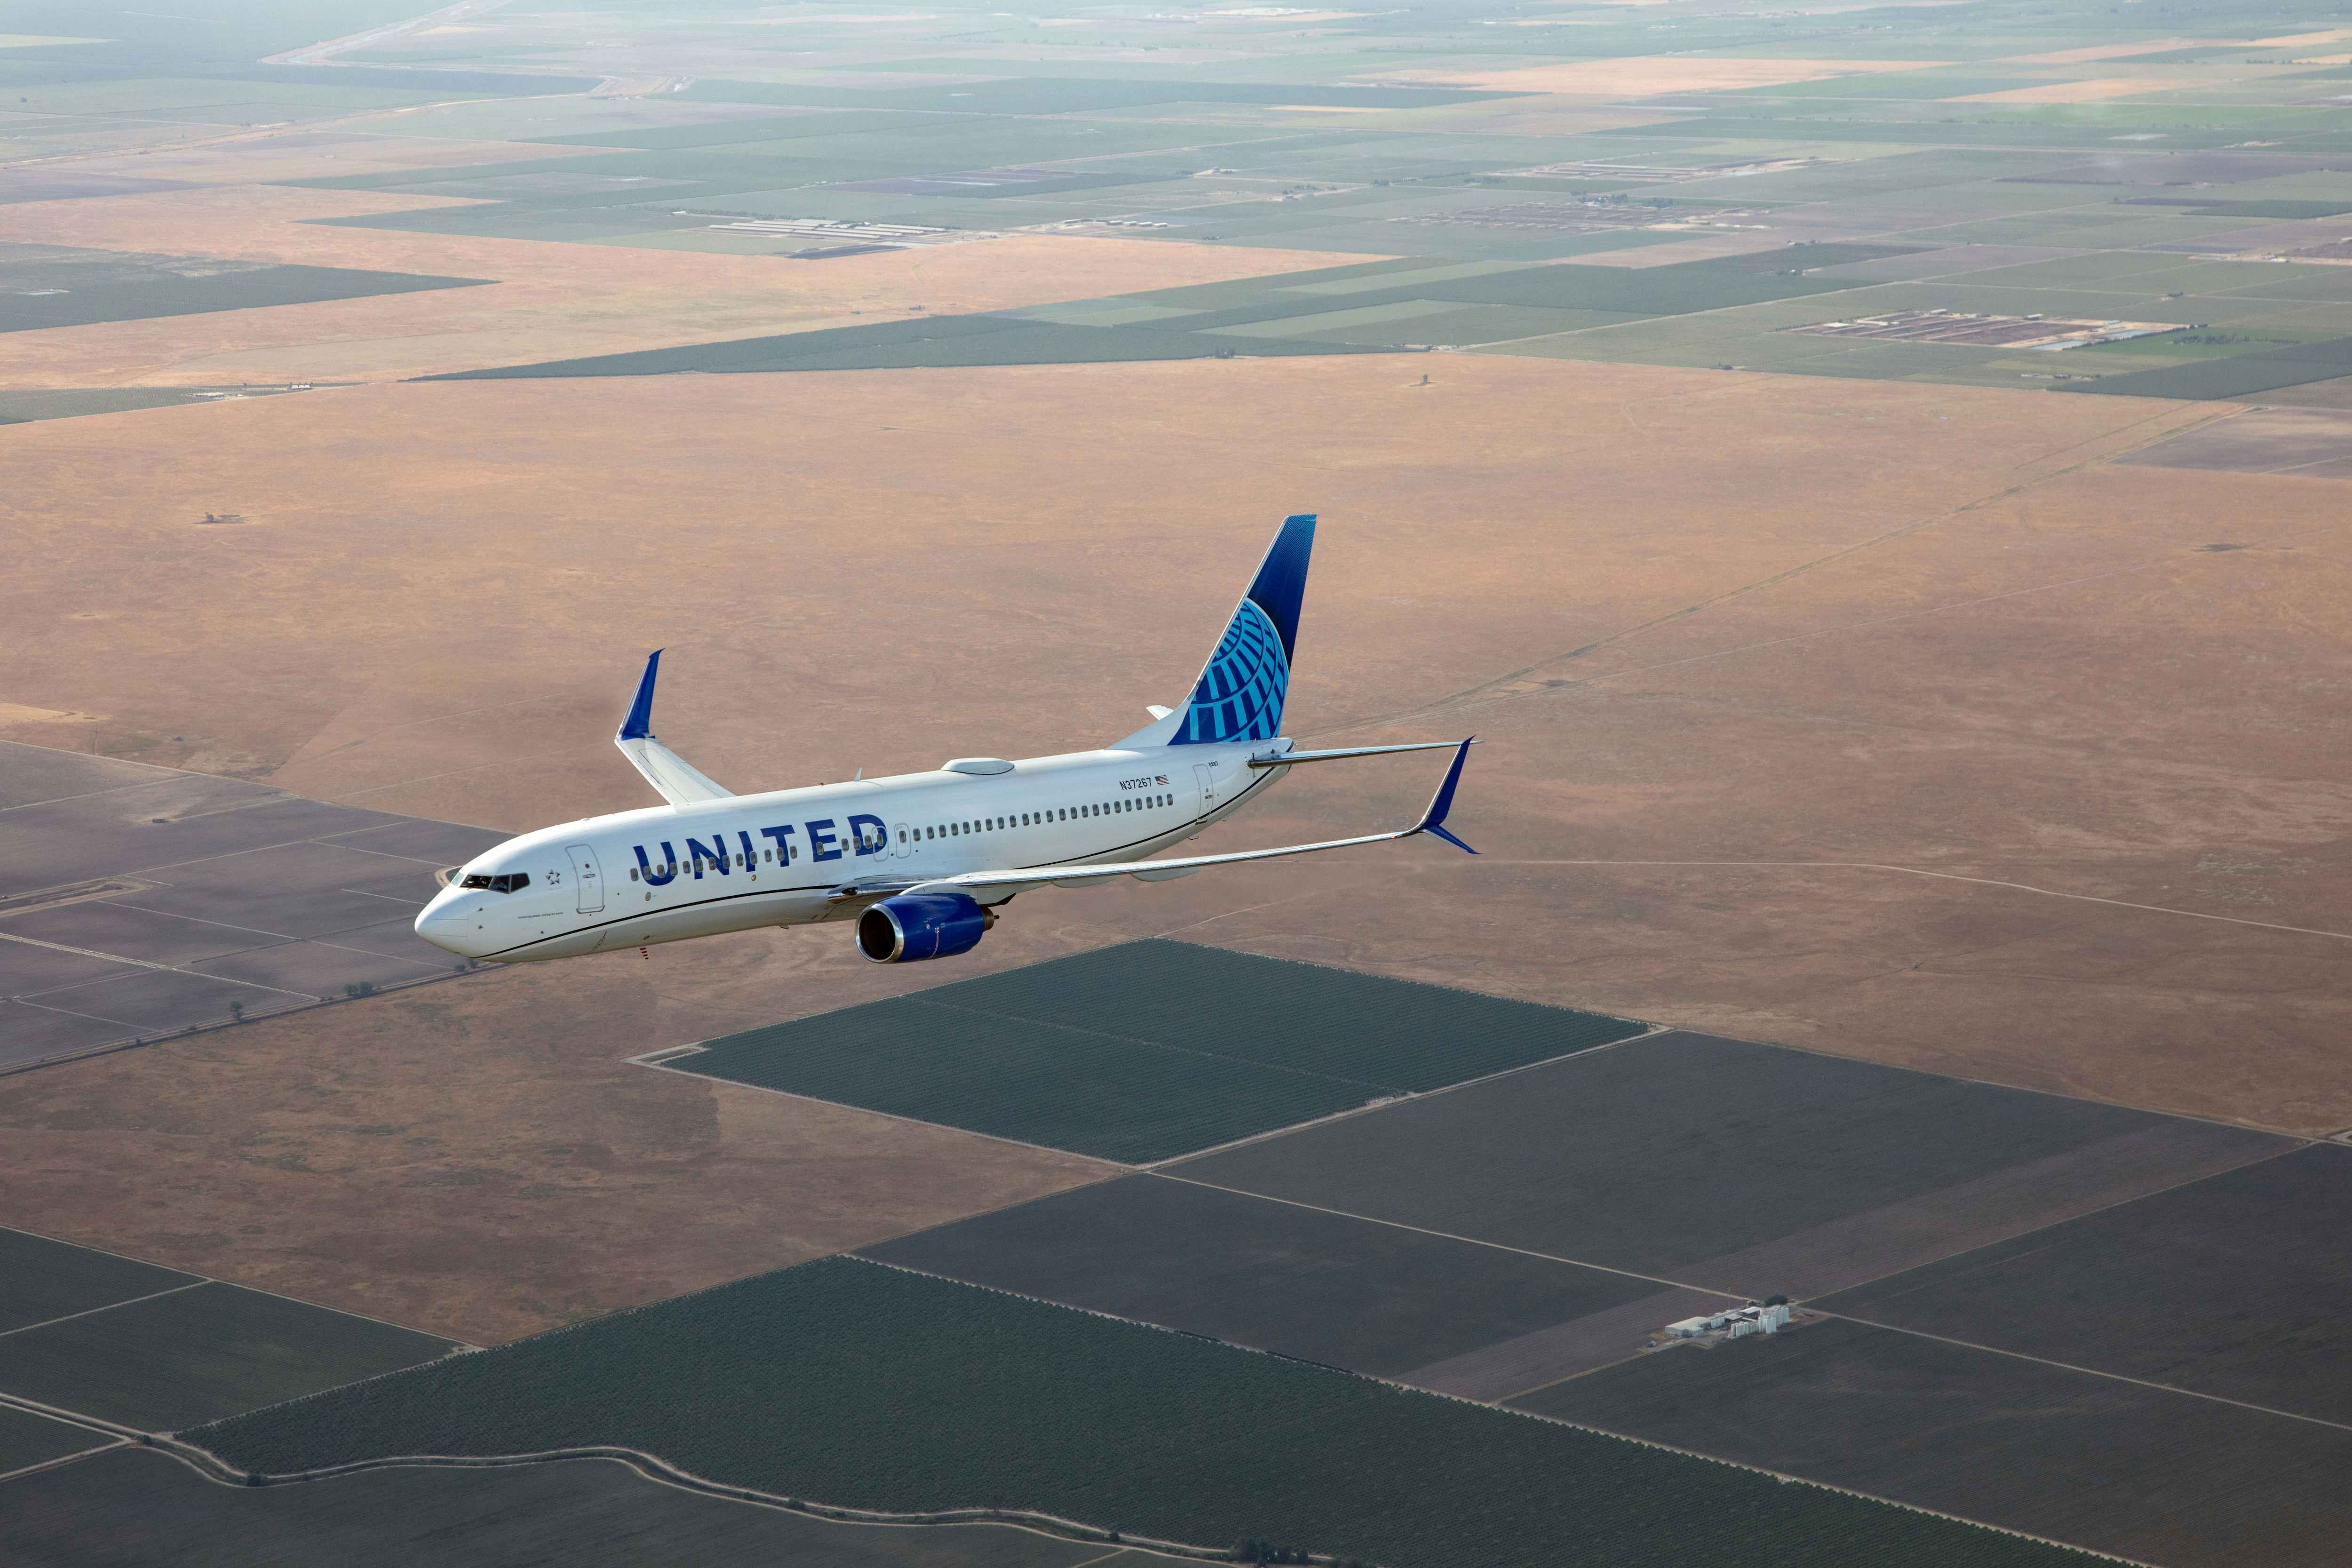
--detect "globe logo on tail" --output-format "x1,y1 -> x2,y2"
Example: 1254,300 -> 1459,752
1182,598 -> 1290,744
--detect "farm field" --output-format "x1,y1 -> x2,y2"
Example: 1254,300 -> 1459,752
4,3 -> 2351,1563
437,244 -> 1914,377
0,742 -> 504,1071
7,350 -> 2352,1147
1515,1319 -> 2352,1568
0,1277 -> 458,1432
0,1404 -> 112,1475
188,1255 -> 2098,1568
0,1226 -> 197,1333
0,1447 -> 1159,1568
1170,1031 -> 2291,1290
862,1174 -> 1702,1377
674,939 -> 1644,1162
2118,404 -> 2352,476
0,247 -> 487,334
1819,1142 -> 2352,1425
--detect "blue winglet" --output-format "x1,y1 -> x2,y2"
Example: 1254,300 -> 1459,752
1415,738 -> 1478,855
620,650 -> 662,741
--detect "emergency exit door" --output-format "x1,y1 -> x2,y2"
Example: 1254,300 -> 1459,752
1194,763 -> 1218,812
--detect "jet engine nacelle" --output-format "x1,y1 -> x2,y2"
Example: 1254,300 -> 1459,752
857,892 -> 992,963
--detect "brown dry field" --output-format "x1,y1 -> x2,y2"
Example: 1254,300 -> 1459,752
0,967 -> 1112,1344
2004,40 -> 2213,65
1396,57 -> 1942,96
56,128 -> 621,185
0,183 -> 1361,385
1951,78 -> 2181,104
6,353 -> 2352,1338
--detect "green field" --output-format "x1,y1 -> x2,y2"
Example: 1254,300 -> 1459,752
8,0 -> 2352,397
430,314 -> 1392,380
668,939 -> 1646,1162
0,1403 -> 112,1474
0,1227 -> 197,1334
190,1256 -> 2100,1568
2057,334 -> 2352,397
0,259 -> 489,334
0,1282 -> 458,1432
431,245 -> 1922,379
0,1446 -> 1141,1568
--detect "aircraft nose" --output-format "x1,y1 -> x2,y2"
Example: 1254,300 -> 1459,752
414,889 -> 487,959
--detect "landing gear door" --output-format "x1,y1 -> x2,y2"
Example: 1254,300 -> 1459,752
1193,763 -> 1218,812
565,843 -> 604,914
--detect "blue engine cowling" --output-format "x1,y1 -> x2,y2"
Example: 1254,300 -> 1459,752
857,892 -> 991,963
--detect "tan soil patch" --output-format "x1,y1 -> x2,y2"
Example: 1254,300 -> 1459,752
11,356 -> 2352,1137
2005,39 -> 2215,65
1953,77 -> 2181,104
1393,57 -> 1942,96
0,183 -> 1369,386
0,960 -> 1112,1344
1402,101 -> 1692,136
1561,231 -> 1792,269
2249,27 -> 2352,47
56,131 -> 619,186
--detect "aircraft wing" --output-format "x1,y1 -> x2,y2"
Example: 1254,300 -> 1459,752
906,738 -> 1476,899
614,650 -> 735,806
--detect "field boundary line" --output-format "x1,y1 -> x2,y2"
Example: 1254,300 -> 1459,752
1142,1023 -> 1664,1170
1148,1170 -> 1721,1294
1811,1140 -> 2305,1303
0,928 -> 316,996
0,1436 -> 128,1485
0,1224 -> 477,1350
0,1389 -> 151,1441
626,1053 -> 1142,1170
1822,1309 -> 2352,1437
0,1280 -> 208,1341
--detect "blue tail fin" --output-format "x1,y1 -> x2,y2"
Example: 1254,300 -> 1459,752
1169,514 -> 1314,747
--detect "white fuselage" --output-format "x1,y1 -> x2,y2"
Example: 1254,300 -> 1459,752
413,743 -> 1281,963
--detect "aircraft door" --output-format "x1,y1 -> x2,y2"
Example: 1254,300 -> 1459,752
891,823 -> 912,860
565,844 -> 604,914
1193,763 -> 1218,812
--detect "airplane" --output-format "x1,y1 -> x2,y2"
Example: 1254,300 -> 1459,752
412,514 -> 1476,967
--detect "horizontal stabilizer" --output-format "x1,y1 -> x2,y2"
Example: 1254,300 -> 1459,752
614,650 -> 735,807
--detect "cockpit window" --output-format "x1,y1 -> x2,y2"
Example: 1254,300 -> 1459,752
459,873 -> 530,894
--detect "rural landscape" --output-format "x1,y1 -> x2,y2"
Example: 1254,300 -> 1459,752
3,0 -> 2350,1562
